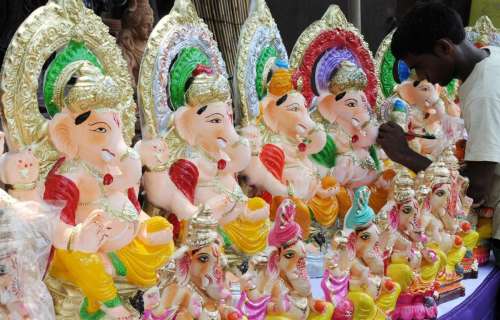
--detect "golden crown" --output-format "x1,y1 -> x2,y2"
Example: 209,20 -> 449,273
329,60 -> 368,97
429,161 -> 451,187
394,168 -> 415,203
439,146 -> 460,171
54,61 -> 121,114
185,73 -> 231,107
186,207 -> 219,250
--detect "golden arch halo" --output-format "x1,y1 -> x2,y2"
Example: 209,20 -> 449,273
0,0 -> 136,176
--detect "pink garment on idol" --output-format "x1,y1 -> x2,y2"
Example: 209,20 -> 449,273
321,269 -> 349,305
268,199 -> 302,248
392,291 -> 437,320
236,291 -> 271,320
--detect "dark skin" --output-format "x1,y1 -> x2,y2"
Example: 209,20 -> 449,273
377,38 -> 494,204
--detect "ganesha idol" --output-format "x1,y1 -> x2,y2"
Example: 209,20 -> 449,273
394,75 -> 464,159
340,186 -> 400,320
419,161 -> 468,302
379,169 -> 440,320
35,41 -> 175,319
262,199 -> 334,319
239,65 -> 328,242
290,6 -> 391,215
235,1 -> 343,248
156,209 -> 245,320
438,148 -> 479,279
142,47 -> 270,260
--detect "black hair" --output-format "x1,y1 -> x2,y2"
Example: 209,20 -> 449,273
335,92 -> 346,101
196,105 -> 207,115
391,1 -> 465,59
74,111 -> 91,125
185,76 -> 195,93
276,95 -> 287,106
413,80 -> 421,87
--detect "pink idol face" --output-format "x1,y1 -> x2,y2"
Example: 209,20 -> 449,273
356,224 -> 380,250
183,100 -> 240,154
190,242 -> 230,300
398,198 -> 422,238
279,240 -> 311,296
319,90 -> 377,146
430,183 -> 451,212
266,92 -> 312,139
398,79 -> 439,110
73,110 -> 128,166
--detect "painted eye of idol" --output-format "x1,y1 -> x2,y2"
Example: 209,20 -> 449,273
89,121 -> 111,134
360,232 -> 370,241
286,103 -> 300,112
436,189 -> 447,197
206,113 -> 224,124
284,250 -> 295,259
402,205 -> 414,215
197,253 -> 210,263
345,98 -> 357,108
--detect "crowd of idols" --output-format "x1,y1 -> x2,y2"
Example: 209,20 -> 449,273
0,0 -> 498,319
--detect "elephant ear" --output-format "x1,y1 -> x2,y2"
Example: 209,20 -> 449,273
267,247 -> 280,280
317,95 -> 338,123
259,144 -> 285,182
48,113 -> 78,159
173,107 -> 196,146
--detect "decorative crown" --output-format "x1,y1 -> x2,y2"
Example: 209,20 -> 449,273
268,67 -> 294,97
394,168 -> 415,203
186,208 -> 219,250
328,60 -> 368,97
185,71 -> 231,107
64,62 -> 121,114
439,146 -> 460,171
344,186 -> 374,231
44,40 -> 120,116
429,161 -> 451,188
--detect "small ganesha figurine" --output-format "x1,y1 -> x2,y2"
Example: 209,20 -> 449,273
438,147 -> 479,278
157,51 -> 270,257
312,61 -> 382,190
42,42 -> 175,319
321,232 -> 355,320
395,76 -> 464,159
134,137 -> 201,222
382,169 -> 440,320
158,209 -> 245,320
236,252 -> 274,320
343,187 -> 401,320
0,148 -> 41,202
420,162 -> 467,300
265,199 -> 334,320
241,65 -> 329,240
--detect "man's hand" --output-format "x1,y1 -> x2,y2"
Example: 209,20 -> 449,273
376,122 -> 431,173
376,122 -> 410,162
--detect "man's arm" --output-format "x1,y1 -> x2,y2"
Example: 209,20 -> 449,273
376,122 -> 432,173
461,161 -> 497,205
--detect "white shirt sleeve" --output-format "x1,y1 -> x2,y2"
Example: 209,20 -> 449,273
464,96 -> 500,163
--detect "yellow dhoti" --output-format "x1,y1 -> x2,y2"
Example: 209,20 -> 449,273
50,217 -> 174,315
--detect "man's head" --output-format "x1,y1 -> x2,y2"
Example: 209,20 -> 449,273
392,1 -> 466,85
